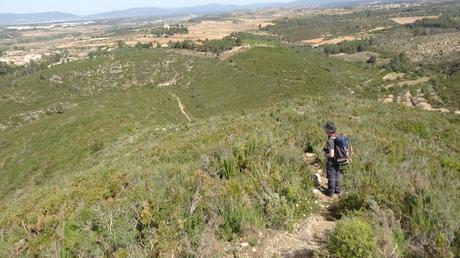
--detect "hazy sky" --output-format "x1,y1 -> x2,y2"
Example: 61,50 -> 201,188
1,0 -> 294,15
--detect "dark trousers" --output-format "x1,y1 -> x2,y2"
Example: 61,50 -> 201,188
326,163 -> 342,195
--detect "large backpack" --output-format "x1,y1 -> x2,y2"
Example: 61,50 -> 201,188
334,135 -> 353,166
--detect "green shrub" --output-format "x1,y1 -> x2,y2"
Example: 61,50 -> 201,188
218,156 -> 239,179
88,140 -> 104,153
219,202 -> 244,241
453,228 -> 460,257
327,218 -> 377,258
334,193 -> 366,217
264,193 -> 294,229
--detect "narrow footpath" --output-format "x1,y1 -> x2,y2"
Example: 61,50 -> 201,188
236,152 -> 338,257
171,93 -> 192,122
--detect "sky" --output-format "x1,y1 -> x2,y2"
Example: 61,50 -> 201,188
0,0 -> 294,15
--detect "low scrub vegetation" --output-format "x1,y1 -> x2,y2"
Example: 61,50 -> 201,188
322,39 -> 374,55
151,25 -> 189,37
264,10 -> 393,41
1,92 -> 458,256
0,43 -> 458,257
408,16 -> 460,36
327,217 -> 377,258
169,34 -> 242,54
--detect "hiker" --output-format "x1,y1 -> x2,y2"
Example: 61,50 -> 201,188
323,122 -> 347,197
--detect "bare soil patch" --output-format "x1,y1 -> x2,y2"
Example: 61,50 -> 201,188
401,91 -> 414,107
219,45 -> 251,60
384,94 -> 394,103
331,51 -> 377,63
384,76 -> 430,89
390,16 -> 439,25
302,37 -> 325,44
171,94 -> 192,122
302,35 -> 358,45
383,72 -> 406,81
384,88 -> 453,114
368,26 -> 392,33
131,19 -> 273,45
414,89 -> 450,113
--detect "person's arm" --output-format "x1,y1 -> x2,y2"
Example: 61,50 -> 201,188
324,138 -> 335,158
325,149 -> 335,158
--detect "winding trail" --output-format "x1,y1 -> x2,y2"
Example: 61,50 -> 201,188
171,93 -> 192,122
235,153 -> 337,257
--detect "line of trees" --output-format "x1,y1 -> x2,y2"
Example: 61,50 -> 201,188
169,34 -> 242,55
151,26 -> 189,37
322,38 -> 374,55
408,16 -> 460,36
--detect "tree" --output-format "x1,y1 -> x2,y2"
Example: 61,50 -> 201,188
135,42 -> 152,49
235,37 -> 242,46
0,62 -> 12,76
116,40 -> 126,48
398,52 -> 409,64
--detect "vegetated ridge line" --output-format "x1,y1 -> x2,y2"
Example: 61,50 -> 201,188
171,93 -> 192,122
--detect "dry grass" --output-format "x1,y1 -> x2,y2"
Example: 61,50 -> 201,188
5,18 -> 274,65
130,19 -> 273,45
384,77 -> 430,89
390,16 -> 439,25
330,51 -> 380,63
302,35 -> 358,45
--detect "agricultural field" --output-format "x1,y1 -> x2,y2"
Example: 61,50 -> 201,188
1,1 -> 460,257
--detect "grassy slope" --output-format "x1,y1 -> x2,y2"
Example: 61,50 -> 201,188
0,47 -> 380,196
0,47 -> 459,256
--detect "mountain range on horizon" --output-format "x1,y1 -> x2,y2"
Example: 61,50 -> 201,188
0,0 -> 417,25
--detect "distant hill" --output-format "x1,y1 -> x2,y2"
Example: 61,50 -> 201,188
87,4 -> 245,19
0,0 -> 421,25
86,7 -> 168,19
0,12 -> 79,25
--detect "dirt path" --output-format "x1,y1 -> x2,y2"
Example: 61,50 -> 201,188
171,94 -> 192,122
219,45 -> 251,60
235,153 -> 337,257
384,76 -> 430,89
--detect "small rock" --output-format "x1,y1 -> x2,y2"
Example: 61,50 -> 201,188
305,153 -> 317,158
241,242 -> 250,248
312,174 -> 321,188
15,239 -> 26,252
50,75 -> 63,84
252,247 -> 257,252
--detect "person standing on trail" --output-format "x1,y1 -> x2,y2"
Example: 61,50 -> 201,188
323,122 -> 342,197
